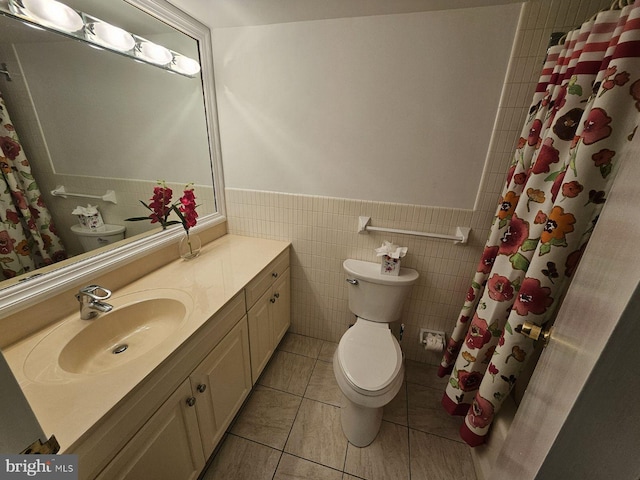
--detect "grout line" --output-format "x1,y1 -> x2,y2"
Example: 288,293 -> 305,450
279,452 -> 346,477
300,355 -> 318,399
270,449 -> 284,480
341,429 -> 350,477
407,421 -> 413,480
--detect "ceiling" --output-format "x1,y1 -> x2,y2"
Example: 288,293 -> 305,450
205,0 -> 525,28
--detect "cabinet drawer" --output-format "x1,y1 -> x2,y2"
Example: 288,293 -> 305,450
245,249 -> 289,308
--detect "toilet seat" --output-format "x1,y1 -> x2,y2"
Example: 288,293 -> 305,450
337,319 -> 403,396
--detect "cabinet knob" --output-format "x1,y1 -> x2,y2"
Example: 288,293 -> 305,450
186,396 -> 196,407
273,292 -> 280,299
197,384 -> 207,393
272,272 -> 278,278
270,297 -> 276,303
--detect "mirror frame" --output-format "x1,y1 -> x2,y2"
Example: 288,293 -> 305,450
0,0 -> 226,317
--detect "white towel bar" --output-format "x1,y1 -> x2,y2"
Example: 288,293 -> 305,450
358,216 -> 470,244
51,185 -> 117,204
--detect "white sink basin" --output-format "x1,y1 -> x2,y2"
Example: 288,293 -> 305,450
58,297 -> 186,375
23,289 -> 193,382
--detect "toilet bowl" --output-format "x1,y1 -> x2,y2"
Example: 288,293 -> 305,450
334,319 -> 405,446
71,224 -> 126,252
334,259 -> 419,446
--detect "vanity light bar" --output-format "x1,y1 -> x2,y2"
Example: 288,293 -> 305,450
2,0 -> 201,78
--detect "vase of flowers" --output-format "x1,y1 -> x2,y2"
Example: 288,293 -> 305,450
177,229 -> 201,260
126,181 -> 200,260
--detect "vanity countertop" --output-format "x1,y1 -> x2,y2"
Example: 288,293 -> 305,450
2,234 -> 290,452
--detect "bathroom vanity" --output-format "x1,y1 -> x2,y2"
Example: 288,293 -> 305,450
2,234 -> 290,480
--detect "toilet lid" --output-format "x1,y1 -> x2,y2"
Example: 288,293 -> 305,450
337,321 -> 402,393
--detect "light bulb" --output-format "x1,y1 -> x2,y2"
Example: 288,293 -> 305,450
171,54 -> 201,76
86,21 -> 135,52
10,0 -> 83,32
135,40 -> 173,66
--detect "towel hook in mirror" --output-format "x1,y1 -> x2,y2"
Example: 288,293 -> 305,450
0,63 -> 11,81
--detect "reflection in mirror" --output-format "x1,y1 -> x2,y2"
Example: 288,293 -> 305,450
0,0 -> 222,296
3,0 -> 202,77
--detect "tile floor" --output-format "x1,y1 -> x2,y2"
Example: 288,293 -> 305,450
200,333 -> 477,480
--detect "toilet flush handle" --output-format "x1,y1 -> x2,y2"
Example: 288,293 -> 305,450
346,278 -> 359,286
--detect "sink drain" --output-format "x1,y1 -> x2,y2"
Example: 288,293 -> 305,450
112,344 -> 128,354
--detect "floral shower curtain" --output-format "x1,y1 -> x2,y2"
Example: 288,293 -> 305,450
0,90 -> 66,279
438,1 -> 640,446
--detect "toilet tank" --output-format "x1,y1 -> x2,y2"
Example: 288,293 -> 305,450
343,259 -> 419,323
71,224 -> 126,252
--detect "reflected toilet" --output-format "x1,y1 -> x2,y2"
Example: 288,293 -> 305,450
71,224 -> 126,252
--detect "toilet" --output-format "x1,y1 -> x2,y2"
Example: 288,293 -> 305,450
334,258 -> 419,446
71,224 -> 126,252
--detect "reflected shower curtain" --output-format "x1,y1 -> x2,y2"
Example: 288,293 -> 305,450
438,1 -> 640,446
0,90 -> 66,279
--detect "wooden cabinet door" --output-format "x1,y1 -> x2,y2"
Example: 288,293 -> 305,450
190,317 -> 252,458
95,380 -> 204,480
248,289 -> 275,384
272,268 -> 291,346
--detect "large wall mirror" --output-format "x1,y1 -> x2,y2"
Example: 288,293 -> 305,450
0,0 -> 225,313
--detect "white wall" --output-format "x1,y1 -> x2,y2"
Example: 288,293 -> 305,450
171,0 -> 612,363
212,5 -> 520,209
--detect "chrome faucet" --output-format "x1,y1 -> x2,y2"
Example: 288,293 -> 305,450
76,285 -> 113,319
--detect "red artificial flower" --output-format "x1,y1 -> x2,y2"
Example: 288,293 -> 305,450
127,181 -> 198,233
513,172 -> 527,185
561,180 -> 584,198
582,108 -> 612,145
465,315 -> 492,350
0,136 -> 21,160
457,369 -> 484,392
466,286 -> 476,303
5,210 -> 19,225
179,188 -> 198,230
468,394 -> 495,428
148,185 -> 173,224
477,246 -> 499,274
487,274 -> 514,302
499,214 -> 529,256
513,277 -> 553,316
592,149 -> 615,167
528,119 -> 543,147
532,138 -> 560,174
0,230 -> 16,254
11,191 -> 27,210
